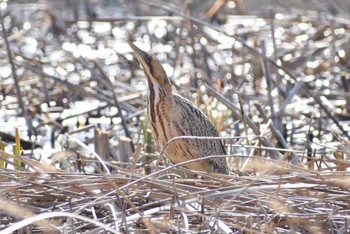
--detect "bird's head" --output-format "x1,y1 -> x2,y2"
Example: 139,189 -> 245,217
128,42 -> 171,89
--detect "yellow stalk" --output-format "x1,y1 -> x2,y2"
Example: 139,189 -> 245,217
0,141 -> 5,168
14,128 -> 23,170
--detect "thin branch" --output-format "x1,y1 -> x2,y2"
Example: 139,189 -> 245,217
0,10 -> 32,135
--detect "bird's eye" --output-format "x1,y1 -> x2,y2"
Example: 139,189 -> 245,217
149,56 -> 155,64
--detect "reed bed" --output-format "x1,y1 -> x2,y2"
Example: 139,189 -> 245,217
0,155 -> 350,233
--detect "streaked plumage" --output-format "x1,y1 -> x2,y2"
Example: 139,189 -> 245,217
128,42 -> 229,174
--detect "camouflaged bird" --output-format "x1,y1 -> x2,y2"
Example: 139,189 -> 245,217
128,42 -> 229,174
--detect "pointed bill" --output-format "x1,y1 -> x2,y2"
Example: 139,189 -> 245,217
127,41 -> 152,71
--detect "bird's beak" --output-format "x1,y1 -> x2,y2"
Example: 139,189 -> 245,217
127,41 -> 152,70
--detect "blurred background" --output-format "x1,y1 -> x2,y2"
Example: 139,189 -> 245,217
1,0 -> 349,167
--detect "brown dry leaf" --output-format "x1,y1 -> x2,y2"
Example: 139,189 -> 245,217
50,150 -> 76,165
338,136 -> 350,160
22,157 -> 63,173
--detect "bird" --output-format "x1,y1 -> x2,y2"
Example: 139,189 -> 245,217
128,42 -> 229,174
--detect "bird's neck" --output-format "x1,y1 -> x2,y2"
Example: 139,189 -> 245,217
148,82 -> 172,104
147,82 -> 173,148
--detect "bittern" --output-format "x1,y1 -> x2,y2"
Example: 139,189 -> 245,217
128,42 -> 229,174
